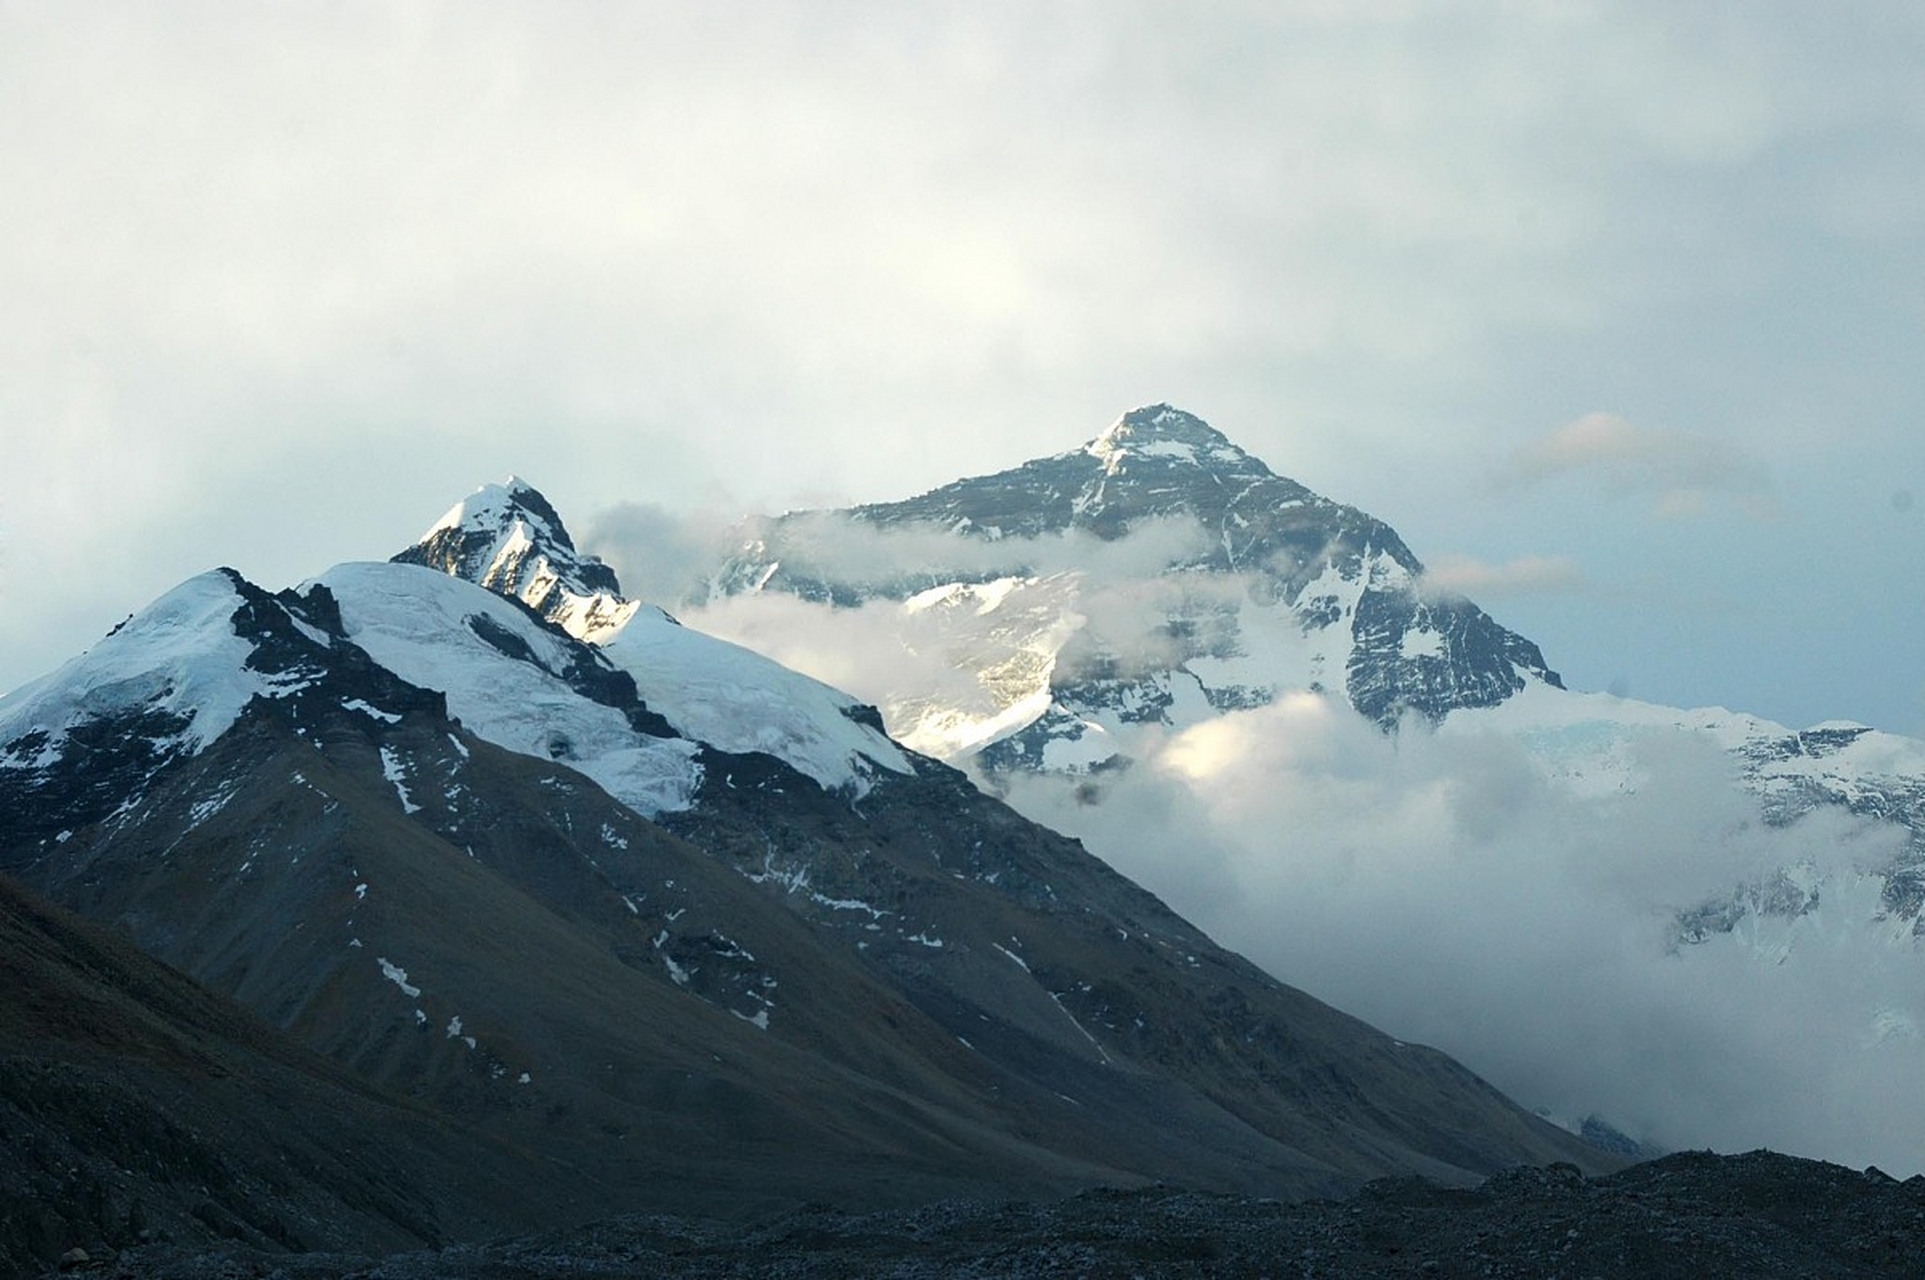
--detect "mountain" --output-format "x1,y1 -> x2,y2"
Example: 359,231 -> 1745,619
691,404 -> 1925,1165
395,476 -> 910,796
0,486 -> 1611,1264
395,475 -> 640,643
707,404 -> 1562,768
699,404 -> 1924,928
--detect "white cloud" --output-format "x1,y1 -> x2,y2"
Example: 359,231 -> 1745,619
1003,696 -> 1922,1172
1504,413 -> 1777,518
1422,553 -> 1584,599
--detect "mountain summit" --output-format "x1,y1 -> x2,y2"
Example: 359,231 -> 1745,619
395,479 -> 911,795
395,477 -> 638,641
709,405 -> 1561,763
838,403 -> 1320,545
1085,403 -> 1256,468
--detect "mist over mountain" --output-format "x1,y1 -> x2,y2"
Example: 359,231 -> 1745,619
655,404 -> 1925,1174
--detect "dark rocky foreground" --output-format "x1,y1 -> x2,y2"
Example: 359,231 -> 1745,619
65,1151 -> 1925,1279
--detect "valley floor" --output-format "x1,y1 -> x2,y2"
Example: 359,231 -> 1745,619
65,1150 -> 1924,1280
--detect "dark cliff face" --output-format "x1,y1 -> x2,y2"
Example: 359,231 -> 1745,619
710,405 -> 1561,737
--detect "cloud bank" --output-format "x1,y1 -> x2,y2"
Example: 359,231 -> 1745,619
1422,553 -> 1585,599
1505,413 -> 1778,519
1001,697 -> 1920,1173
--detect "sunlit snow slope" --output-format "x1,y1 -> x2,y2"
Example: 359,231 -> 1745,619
394,479 -> 910,797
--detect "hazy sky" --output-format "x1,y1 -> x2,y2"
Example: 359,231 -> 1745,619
4,2 -> 1922,736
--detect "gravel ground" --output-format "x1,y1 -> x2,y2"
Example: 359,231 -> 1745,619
57,1150 -> 1925,1280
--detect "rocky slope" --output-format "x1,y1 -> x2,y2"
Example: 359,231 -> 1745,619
0,872 -> 611,1280
91,1150 -> 1925,1279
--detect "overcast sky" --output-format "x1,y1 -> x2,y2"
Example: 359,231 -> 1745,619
4,2 -> 1921,736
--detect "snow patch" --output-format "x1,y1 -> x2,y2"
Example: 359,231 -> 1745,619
187,779 -> 241,826
598,605 -> 910,797
810,892 -> 888,919
1399,627 -> 1445,660
1049,992 -> 1112,1064
379,745 -> 421,814
378,958 -> 421,998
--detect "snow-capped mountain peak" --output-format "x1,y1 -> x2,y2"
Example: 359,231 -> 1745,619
1084,403 -> 1262,477
398,477 -> 639,642
712,406 -> 1562,757
0,569 -> 270,770
400,481 -> 914,796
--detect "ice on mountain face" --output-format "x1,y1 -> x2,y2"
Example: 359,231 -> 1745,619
318,562 -> 703,817
1084,405 -> 1250,475
837,573 -> 1084,761
1400,628 -> 1446,661
187,779 -> 241,827
1451,681 -> 1925,810
599,608 -> 910,796
1038,720 -> 1121,772
0,571 -> 266,767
